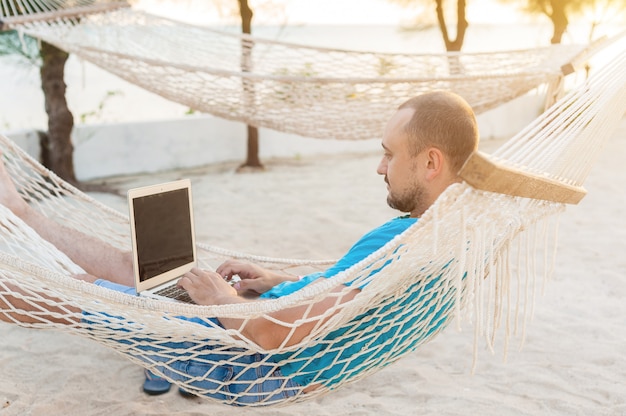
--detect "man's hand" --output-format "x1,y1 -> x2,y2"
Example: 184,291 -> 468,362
177,266 -> 359,351
216,260 -> 298,295
178,268 -> 237,305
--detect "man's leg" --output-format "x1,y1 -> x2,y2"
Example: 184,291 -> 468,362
0,155 -> 134,324
0,285 -> 80,325
0,155 -> 134,285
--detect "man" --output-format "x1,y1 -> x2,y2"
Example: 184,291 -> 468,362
0,90 -> 479,403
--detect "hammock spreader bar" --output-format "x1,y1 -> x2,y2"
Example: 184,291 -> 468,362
459,151 -> 587,204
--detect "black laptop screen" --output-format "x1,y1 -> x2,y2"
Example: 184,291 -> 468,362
132,188 -> 194,282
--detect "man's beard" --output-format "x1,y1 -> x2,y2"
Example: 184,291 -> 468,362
386,179 -> 426,214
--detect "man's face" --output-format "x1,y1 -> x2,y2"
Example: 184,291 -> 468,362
377,108 -> 427,216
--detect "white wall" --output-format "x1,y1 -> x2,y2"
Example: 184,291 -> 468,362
4,93 -> 544,181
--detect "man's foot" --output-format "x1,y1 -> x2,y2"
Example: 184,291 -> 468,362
179,387 -> 197,398
142,369 -> 171,396
0,153 -> 29,217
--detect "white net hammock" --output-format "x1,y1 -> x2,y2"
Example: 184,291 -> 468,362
0,0 -> 610,139
0,41 -> 625,406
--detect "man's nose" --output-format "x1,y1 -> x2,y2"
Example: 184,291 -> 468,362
377,158 -> 387,175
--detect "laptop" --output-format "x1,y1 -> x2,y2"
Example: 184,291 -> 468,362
128,179 -> 197,303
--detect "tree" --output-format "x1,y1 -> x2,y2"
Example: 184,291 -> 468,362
390,0 -> 469,51
507,0 -> 626,44
1,24 -> 78,185
436,0 -> 468,51
238,0 -> 264,170
39,41 -> 77,183
527,0 -> 581,43
205,0 -> 264,170
585,0 -> 626,40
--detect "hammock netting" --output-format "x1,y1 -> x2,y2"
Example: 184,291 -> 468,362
1,0 -> 626,408
0,36 -> 625,405
0,0 -> 610,139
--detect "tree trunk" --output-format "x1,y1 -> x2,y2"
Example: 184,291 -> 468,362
40,41 -> 77,184
435,0 -> 468,52
239,0 -> 252,34
244,125 -> 262,166
238,0 -> 263,170
549,0 -> 568,44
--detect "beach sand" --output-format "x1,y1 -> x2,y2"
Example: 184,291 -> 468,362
1,118 -> 625,416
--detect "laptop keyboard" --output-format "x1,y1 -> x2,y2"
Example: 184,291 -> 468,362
154,285 -> 196,304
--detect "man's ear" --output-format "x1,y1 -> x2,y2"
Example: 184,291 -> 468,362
424,148 -> 445,180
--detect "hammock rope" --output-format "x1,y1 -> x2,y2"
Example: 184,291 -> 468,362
0,43 -> 625,405
1,0 -> 626,407
0,0 -> 611,140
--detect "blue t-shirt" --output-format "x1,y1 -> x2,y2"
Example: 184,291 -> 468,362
260,216 -> 417,299
94,215 -> 451,389
260,216 -> 453,388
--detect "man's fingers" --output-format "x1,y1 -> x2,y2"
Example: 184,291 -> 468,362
233,278 -> 254,291
215,263 -> 236,278
189,267 -> 205,276
233,278 -> 264,295
216,260 -> 255,278
177,275 -> 190,288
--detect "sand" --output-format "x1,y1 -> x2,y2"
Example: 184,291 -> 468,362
0,118 -> 625,416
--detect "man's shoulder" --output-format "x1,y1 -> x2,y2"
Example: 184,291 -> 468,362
357,216 -> 417,242
379,215 -> 417,230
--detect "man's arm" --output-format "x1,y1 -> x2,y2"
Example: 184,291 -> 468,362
178,268 -> 359,350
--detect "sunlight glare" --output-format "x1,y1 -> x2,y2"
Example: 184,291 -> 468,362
283,0 -> 406,24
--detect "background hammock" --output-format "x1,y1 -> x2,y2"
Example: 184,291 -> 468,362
0,33 -> 624,406
0,0 -> 613,140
